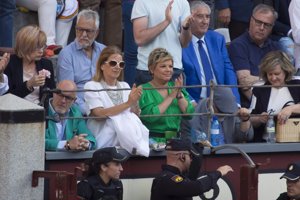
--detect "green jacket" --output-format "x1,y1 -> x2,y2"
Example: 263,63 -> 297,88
46,104 -> 96,151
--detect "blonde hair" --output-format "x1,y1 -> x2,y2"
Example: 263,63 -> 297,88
148,48 -> 173,75
93,46 -> 124,82
15,25 -> 47,61
259,50 -> 296,82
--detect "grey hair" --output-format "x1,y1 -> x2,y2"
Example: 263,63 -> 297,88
77,9 -> 100,29
252,4 -> 278,21
190,1 -> 211,14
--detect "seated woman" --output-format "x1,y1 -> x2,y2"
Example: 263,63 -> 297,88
4,25 -> 55,105
250,50 -> 300,142
84,46 -> 149,156
139,48 -> 194,146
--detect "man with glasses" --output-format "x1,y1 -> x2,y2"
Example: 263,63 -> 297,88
228,4 -> 280,108
277,162 -> 300,200
46,80 -> 96,151
57,9 -> 106,115
182,1 -> 240,105
150,138 -> 233,200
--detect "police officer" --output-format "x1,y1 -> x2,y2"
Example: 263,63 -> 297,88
150,138 -> 233,200
77,147 -> 129,200
277,162 -> 300,200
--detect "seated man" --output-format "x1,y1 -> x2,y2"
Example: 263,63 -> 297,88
228,4 -> 280,107
57,9 -> 106,115
183,1 -> 240,104
191,87 -> 253,143
46,80 -> 96,151
0,53 -> 10,95
277,161 -> 300,200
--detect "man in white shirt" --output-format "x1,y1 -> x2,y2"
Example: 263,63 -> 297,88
131,0 -> 193,85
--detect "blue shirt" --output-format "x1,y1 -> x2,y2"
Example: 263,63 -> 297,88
229,32 -> 280,76
57,40 -> 106,115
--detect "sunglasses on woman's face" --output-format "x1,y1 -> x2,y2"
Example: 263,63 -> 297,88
105,60 -> 125,69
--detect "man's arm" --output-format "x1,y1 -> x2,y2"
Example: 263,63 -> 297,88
236,70 -> 259,100
179,15 -> 193,48
133,0 -> 173,46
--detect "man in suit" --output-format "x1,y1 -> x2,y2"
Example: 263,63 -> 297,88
46,80 -> 96,151
182,1 -> 240,105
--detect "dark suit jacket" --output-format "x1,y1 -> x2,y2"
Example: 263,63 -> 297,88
182,30 -> 240,103
4,54 -> 56,102
251,79 -> 300,142
272,0 -> 291,40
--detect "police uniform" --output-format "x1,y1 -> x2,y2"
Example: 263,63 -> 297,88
277,162 -> 300,200
150,138 -> 221,200
151,164 -> 221,200
77,147 -> 129,200
77,175 -> 123,200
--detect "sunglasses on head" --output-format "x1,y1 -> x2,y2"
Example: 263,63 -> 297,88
105,60 -> 125,69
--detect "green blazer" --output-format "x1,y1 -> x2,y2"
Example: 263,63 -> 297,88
46,104 -> 96,151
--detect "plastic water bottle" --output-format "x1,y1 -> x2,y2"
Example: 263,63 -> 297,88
266,115 -> 276,143
191,129 -> 207,143
210,116 -> 220,146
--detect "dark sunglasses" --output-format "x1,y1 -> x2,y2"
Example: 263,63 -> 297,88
105,60 -> 125,69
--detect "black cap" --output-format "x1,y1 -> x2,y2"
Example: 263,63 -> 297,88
92,147 -> 129,164
165,138 -> 200,156
280,162 -> 300,181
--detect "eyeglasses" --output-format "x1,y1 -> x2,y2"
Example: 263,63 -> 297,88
251,15 -> 273,29
35,45 -> 47,52
196,14 -> 211,21
56,93 -> 76,102
75,27 -> 97,36
105,60 -> 125,69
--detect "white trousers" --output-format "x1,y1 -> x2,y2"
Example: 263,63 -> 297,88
16,0 -> 73,46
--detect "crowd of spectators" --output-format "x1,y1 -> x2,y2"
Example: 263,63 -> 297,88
1,0 -> 300,154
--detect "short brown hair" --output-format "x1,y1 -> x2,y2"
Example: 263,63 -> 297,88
15,25 -> 47,61
259,50 -> 295,82
148,48 -> 173,75
93,46 -> 124,82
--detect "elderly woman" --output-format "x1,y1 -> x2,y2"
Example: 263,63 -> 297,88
139,48 -> 194,144
250,50 -> 300,142
84,46 -> 149,156
4,25 -> 55,104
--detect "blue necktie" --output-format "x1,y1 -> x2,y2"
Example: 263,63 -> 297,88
198,40 -> 214,96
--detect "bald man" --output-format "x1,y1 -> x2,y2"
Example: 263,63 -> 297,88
46,80 -> 96,151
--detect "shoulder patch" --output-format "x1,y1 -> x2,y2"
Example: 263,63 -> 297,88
171,175 -> 183,183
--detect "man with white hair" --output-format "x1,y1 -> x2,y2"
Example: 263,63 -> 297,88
57,9 -> 106,115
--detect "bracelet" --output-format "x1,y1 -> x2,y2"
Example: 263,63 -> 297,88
65,141 -> 71,150
241,116 -> 250,122
182,25 -> 189,30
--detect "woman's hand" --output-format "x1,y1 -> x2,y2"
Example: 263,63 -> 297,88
171,74 -> 183,98
127,84 -> 142,106
0,53 -> 10,73
277,106 -> 293,125
27,73 -> 46,88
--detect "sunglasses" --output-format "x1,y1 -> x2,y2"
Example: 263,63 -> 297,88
105,60 -> 125,69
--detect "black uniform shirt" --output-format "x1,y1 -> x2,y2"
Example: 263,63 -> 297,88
77,175 -> 123,200
150,164 -> 221,200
